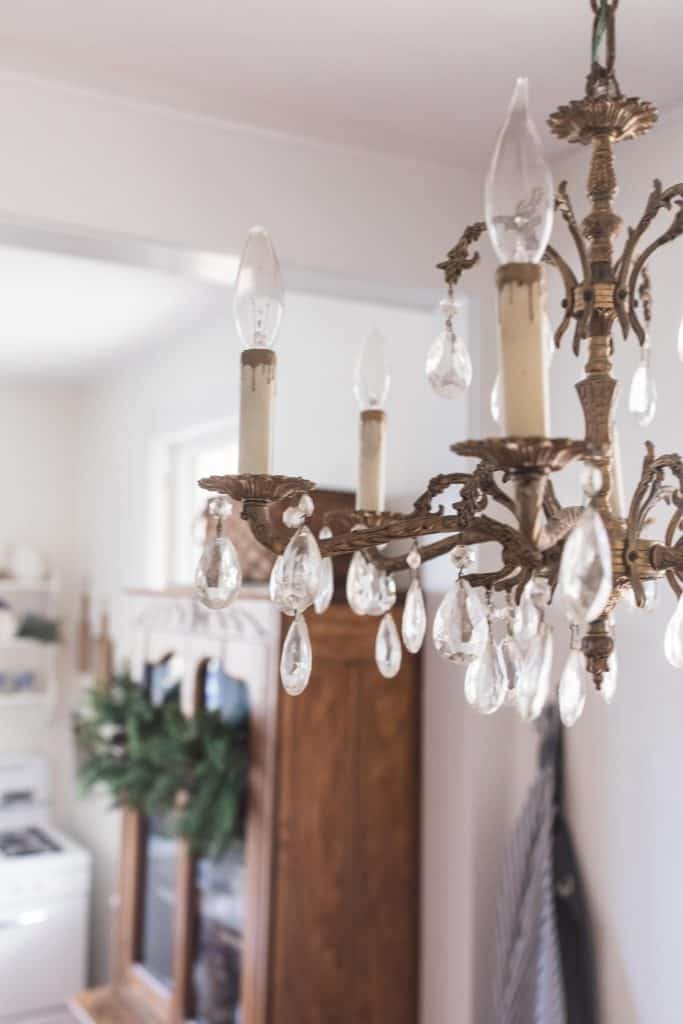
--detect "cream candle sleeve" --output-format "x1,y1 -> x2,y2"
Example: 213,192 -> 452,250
238,348 -> 276,474
357,409 -> 387,512
496,263 -> 550,437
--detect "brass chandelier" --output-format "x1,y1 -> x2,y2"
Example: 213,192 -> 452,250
195,0 -> 683,726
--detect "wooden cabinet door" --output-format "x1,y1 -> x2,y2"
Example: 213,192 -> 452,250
269,605 -> 420,1024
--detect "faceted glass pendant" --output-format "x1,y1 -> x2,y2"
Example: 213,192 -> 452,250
484,77 -> 554,264
664,594 -> 683,670
517,624 -> 554,722
558,507 -> 612,625
375,613 -> 402,678
233,226 -> 283,348
499,633 -> 523,705
372,571 -> 397,616
270,555 -> 295,616
346,551 -> 370,615
354,327 -> 390,410
466,637 -> 507,715
195,536 -> 242,610
345,551 -> 395,616
490,373 -> 503,427
402,578 -> 427,654
558,648 -> 586,727
513,578 -> 542,647
426,330 -> 472,398
601,650 -> 618,705
280,525 -> 322,613
314,526 -> 334,615
628,345 -> 656,427
280,613 -> 313,695
433,579 -> 487,664
314,555 -> 334,614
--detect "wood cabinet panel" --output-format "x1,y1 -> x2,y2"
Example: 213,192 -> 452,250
351,638 -> 420,1024
270,605 -> 419,1024
270,648 -> 358,1023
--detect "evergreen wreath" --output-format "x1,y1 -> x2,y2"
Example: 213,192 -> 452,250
75,672 -> 249,858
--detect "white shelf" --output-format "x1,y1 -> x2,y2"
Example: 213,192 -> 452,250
0,691 -> 54,708
0,577 -> 58,593
0,637 -> 57,650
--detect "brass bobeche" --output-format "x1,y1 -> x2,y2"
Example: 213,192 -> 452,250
200,0 -> 683,688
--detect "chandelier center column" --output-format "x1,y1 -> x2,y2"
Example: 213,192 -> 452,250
576,131 -> 622,518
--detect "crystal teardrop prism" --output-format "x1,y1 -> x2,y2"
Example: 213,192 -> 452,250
314,555 -> 334,614
402,578 -> 427,653
490,373 -> 503,427
466,638 -> 507,715
280,613 -> 312,695
499,633 -> 523,704
345,551 -> 396,616
373,571 -> 397,615
558,648 -> 586,727
513,579 -> 541,647
664,594 -> 683,669
269,555 -> 295,615
517,624 -> 554,722
558,507 -> 612,625
425,331 -> 472,397
346,551 -> 370,615
195,536 -> 242,610
433,580 -> 487,664
628,351 -> 657,427
375,613 -> 402,678
280,525 -> 322,613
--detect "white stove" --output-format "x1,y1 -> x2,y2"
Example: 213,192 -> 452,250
0,754 -> 91,1022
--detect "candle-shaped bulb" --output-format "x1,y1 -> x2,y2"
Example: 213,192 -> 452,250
354,328 -> 390,410
233,226 -> 284,348
485,78 -> 554,264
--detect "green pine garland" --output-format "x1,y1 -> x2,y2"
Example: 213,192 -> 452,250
74,673 -> 249,859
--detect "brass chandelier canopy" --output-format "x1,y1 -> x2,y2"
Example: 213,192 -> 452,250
198,0 -> 683,720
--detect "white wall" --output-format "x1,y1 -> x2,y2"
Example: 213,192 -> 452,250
0,72 -> 475,292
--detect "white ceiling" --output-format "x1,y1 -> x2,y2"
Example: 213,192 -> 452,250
1,1 -> 682,168
0,245 -> 224,377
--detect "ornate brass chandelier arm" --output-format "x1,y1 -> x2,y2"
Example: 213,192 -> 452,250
626,194 -> 683,344
556,181 -> 590,283
436,222 -> 487,289
413,472 -> 480,515
543,243 -> 578,349
539,506 -> 584,551
554,181 -> 592,352
625,442 -> 683,604
318,511 -> 523,560
615,180 -> 683,341
437,201 -> 581,354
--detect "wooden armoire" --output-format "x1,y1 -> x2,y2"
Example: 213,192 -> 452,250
73,590 -> 420,1024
